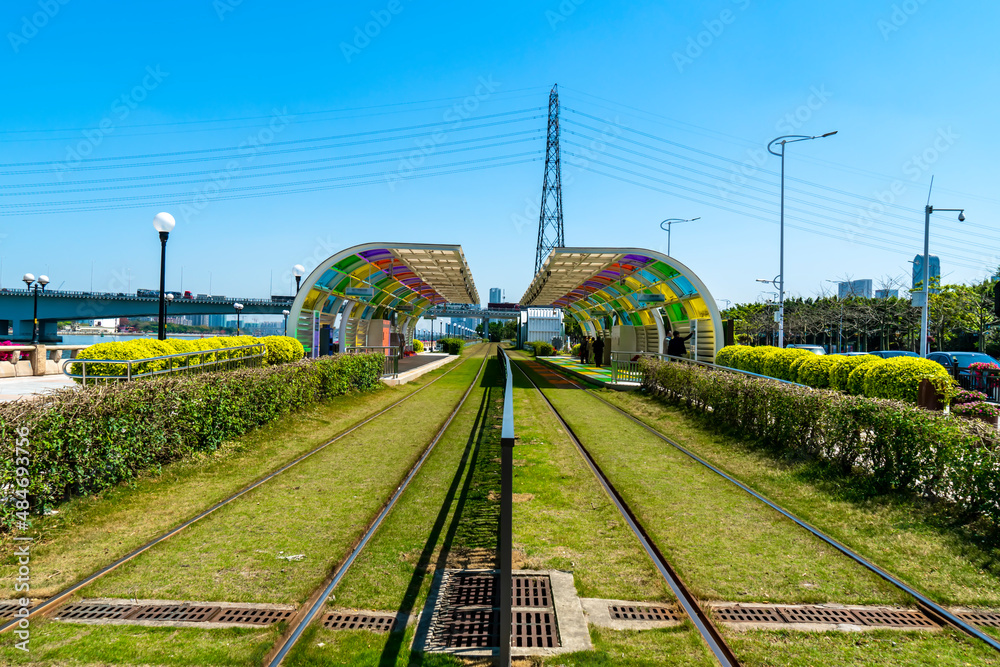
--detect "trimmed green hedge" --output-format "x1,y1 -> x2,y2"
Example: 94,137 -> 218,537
716,345 -> 954,403
411,339 -> 424,353
529,341 -> 555,357
437,338 -> 464,355
640,358 -> 1000,531
0,353 -> 383,526
69,335 -> 304,379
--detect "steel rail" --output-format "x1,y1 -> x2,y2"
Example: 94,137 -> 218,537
511,359 -> 740,667
0,345 -> 490,635
265,347 -> 492,665
540,356 -> 1000,655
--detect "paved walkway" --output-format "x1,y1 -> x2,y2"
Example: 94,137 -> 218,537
0,374 -> 77,402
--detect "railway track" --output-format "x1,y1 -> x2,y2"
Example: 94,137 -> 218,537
517,356 -> 1000,659
0,344 -> 492,637
511,358 -> 741,667
264,347 -> 491,665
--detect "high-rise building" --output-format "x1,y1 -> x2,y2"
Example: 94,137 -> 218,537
838,279 -> 872,299
489,287 -> 505,304
209,314 -> 227,328
874,289 -> 899,299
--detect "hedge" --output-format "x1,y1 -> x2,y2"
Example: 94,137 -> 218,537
411,339 -> 424,353
0,353 -> 383,527
69,335 -> 304,379
716,345 -> 954,404
529,341 -> 554,357
437,338 -> 464,355
639,358 -> 1000,531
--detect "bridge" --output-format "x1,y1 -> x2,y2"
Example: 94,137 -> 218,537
0,288 -> 292,342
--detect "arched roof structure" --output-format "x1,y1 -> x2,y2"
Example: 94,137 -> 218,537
519,247 -> 723,360
288,242 -> 479,355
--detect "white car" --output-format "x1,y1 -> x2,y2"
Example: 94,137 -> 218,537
786,344 -> 826,355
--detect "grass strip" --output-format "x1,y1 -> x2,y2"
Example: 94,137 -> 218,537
515,358 -> 906,606
722,627 -> 1000,666
75,348 -> 488,604
0,619 -> 280,666
597,389 -> 1000,609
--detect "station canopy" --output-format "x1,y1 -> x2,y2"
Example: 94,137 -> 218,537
293,242 -> 479,322
519,247 -> 721,336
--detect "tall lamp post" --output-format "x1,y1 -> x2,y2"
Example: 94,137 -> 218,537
22,273 -> 49,343
234,302 -> 244,335
767,132 -> 837,348
293,264 -> 305,294
153,212 -> 176,341
659,217 -> 700,257
919,202 -> 965,356
282,309 -> 290,335
164,293 -> 174,332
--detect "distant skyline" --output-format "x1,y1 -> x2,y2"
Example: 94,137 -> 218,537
2,1 -> 998,311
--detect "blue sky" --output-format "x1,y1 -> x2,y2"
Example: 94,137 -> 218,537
2,0 -> 998,315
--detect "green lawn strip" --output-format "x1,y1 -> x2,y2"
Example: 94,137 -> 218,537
0,350 -> 482,601
284,625 -> 464,667
80,349 -> 489,604
722,627 -> 1000,666
516,363 -> 905,607
0,618 -> 278,666
325,358 -> 496,613
509,359 -> 670,602
519,624 -> 715,667
597,389 -> 1000,609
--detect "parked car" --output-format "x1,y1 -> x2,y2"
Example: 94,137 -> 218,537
868,350 -> 918,359
834,352 -> 872,356
786,344 -> 826,355
927,351 -> 1000,392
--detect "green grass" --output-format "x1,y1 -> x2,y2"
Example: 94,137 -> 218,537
0,619 -> 279,666
81,347 -> 489,604
723,628 -> 1000,666
515,358 -> 906,607
509,359 -> 669,601
522,624 -> 715,667
284,625 -> 465,666
1,351 -> 479,601
597,389 -> 1000,608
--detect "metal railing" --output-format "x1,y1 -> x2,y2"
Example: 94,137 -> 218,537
496,345 -> 515,665
953,366 -> 1000,403
61,343 -> 267,386
343,346 -> 400,378
610,350 -> 652,384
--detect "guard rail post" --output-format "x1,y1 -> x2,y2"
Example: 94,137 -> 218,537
497,346 -> 515,666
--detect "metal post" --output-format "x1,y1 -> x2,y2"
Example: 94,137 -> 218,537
30,284 -> 39,344
498,349 -> 514,667
920,204 -> 931,357
777,145 -> 785,349
157,231 -> 168,341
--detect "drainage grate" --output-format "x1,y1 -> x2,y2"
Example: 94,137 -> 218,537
0,601 -> 27,619
54,603 -> 142,621
215,608 -> 293,625
851,608 -> 937,628
778,607 -> 861,625
957,611 -> 1000,628
512,610 -> 560,648
609,605 -> 681,622
446,574 -> 497,607
512,576 -> 550,608
322,612 -> 397,633
441,609 -> 499,648
129,605 -> 220,623
714,606 -> 786,624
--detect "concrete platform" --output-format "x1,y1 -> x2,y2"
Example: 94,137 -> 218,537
0,373 -> 77,402
382,353 -> 457,386
534,355 -> 640,390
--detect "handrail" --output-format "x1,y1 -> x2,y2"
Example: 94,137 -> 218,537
496,345 -> 515,666
61,343 -> 267,386
343,345 -> 400,379
617,350 -> 815,389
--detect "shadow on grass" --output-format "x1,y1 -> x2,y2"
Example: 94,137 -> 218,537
377,360 -> 501,667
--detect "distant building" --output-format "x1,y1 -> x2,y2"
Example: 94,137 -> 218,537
874,289 -> 899,299
838,279 -> 873,299
519,307 -> 564,349
489,287 -> 505,304
209,314 -> 227,328
912,255 -> 941,294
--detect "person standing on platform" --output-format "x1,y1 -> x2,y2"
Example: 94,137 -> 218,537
667,330 -> 693,358
580,337 -> 590,364
592,336 -> 605,368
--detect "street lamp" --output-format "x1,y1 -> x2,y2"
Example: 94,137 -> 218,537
282,309 -> 290,335
153,212 -> 176,341
165,292 -> 174,331
659,217 -> 700,257
234,302 -> 244,334
293,264 -> 305,294
919,203 -> 965,356
22,273 -> 49,343
767,131 -> 837,348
